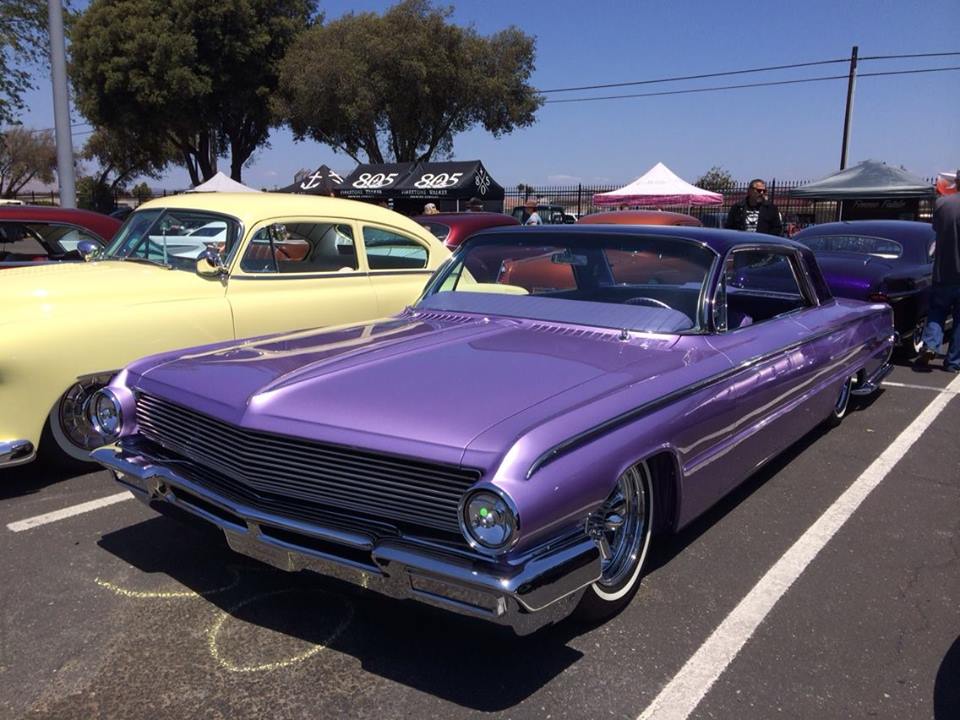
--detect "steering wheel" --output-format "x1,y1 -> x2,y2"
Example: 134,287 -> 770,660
625,296 -> 671,309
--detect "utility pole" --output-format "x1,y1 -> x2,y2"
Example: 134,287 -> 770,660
839,45 -> 859,171
47,0 -> 75,207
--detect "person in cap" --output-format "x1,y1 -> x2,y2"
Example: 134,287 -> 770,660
466,197 -> 484,212
916,169 -> 960,372
423,202 -> 439,215
522,197 -> 542,226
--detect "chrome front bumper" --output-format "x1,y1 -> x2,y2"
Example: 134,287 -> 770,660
0,439 -> 35,468
92,443 -> 602,635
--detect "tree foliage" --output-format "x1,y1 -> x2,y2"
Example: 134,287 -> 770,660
76,175 -> 115,212
0,1 -> 70,124
276,0 -> 541,163
80,127 -> 176,194
696,166 -> 735,193
71,0 -> 315,184
0,126 -> 57,197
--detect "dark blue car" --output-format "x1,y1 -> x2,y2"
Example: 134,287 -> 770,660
793,220 -> 937,354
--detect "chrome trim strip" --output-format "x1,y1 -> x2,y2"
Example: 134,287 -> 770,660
526,315 -> 893,478
0,439 -> 35,468
229,270 -> 435,281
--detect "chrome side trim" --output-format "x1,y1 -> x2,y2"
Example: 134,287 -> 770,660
92,444 -> 600,634
526,315 -> 894,478
0,439 -> 35,468
229,270 -> 435,281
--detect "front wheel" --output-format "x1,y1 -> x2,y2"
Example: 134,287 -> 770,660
574,463 -> 654,622
46,376 -> 113,464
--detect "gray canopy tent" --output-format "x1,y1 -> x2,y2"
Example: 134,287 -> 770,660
789,160 -> 935,220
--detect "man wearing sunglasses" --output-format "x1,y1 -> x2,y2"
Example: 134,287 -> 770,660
725,178 -> 783,236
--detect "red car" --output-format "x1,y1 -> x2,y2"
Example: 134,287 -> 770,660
0,205 -> 121,268
413,211 -> 519,248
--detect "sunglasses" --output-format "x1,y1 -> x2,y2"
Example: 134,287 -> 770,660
750,187 -> 767,193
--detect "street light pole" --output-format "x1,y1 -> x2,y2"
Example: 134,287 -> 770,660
47,0 -> 75,208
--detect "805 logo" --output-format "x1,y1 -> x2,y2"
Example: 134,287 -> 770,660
413,173 -> 463,189
352,172 -> 399,189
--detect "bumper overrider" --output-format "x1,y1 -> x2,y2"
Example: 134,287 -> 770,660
91,442 -> 602,635
0,439 -> 35,468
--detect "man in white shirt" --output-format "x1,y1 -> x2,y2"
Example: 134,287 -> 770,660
523,197 -> 542,226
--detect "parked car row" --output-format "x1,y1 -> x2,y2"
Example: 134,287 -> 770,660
0,197 -> 925,634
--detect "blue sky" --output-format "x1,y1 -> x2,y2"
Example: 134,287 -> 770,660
15,0 -> 960,190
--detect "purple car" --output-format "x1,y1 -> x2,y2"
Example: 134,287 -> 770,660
91,226 -> 895,634
793,220 -> 936,354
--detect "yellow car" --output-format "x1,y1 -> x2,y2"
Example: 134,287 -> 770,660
0,193 -> 449,468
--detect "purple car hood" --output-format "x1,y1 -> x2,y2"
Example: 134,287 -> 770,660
130,312 -> 715,469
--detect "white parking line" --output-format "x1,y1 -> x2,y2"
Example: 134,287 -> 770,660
637,372 -> 960,720
6,491 -> 133,532
882,380 -> 959,395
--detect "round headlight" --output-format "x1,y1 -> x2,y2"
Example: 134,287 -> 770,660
462,491 -> 517,550
88,389 -> 123,438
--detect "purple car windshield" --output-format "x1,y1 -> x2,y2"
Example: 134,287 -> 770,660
419,235 -> 715,333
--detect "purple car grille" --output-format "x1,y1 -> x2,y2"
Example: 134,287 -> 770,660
135,393 -> 480,534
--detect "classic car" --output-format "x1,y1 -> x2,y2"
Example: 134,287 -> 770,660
91,225 -> 895,633
0,205 -> 121,268
793,220 -> 938,354
577,209 -> 702,227
0,193 -> 448,469
413,211 -> 520,248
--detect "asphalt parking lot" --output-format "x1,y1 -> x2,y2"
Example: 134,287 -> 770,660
1,362 -> 958,720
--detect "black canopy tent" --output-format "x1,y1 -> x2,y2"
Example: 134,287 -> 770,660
277,165 -> 345,195
335,162 -> 416,201
789,160 -> 935,220
393,160 -> 505,214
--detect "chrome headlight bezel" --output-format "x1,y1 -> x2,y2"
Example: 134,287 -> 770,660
88,388 -> 123,439
458,487 -> 519,554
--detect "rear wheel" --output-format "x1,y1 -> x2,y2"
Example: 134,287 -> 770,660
46,377 -> 112,465
574,463 -> 653,622
826,374 -> 855,427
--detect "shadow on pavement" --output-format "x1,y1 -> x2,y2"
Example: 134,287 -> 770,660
0,459 -> 99,500
935,634 -> 960,719
98,515 -> 584,711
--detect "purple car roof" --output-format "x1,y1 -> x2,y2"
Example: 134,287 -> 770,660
469,224 -> 807,256
794,219 -> 934,241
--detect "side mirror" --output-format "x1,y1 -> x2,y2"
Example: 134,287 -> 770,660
77,240 -> 101,261
195,248 -> 225,277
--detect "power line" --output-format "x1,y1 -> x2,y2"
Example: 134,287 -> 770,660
537,51 -> 960,95
543,66 -> 960,105
537,58 -> 849,94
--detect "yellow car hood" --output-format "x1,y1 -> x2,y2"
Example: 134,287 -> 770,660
2,261 -> 218,323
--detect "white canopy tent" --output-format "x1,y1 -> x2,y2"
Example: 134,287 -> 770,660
593,162 -> 723,207
187,171 -> 261,193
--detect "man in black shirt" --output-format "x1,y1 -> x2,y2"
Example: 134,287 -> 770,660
725,178 -> 783,236
917,171 -> 960,372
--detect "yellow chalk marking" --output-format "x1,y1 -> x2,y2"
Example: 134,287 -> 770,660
207,589 -> 354,673
94,566 -> 241,599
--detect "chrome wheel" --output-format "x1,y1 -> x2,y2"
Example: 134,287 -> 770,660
595,467 -> 648,591
828,375 -> 855,426
49,377 -> 111,461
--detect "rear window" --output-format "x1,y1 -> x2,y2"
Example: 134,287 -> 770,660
797,234 -> 902,260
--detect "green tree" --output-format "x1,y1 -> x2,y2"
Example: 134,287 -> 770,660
71,0 -> 315,185
80,127 -> 175,197
131,181 -> 152,203
0,126 -> 57,197
276,0 -> 541,163
696,166 -> 735,193
76,175 -> 115,212
0,1 -> 73,124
